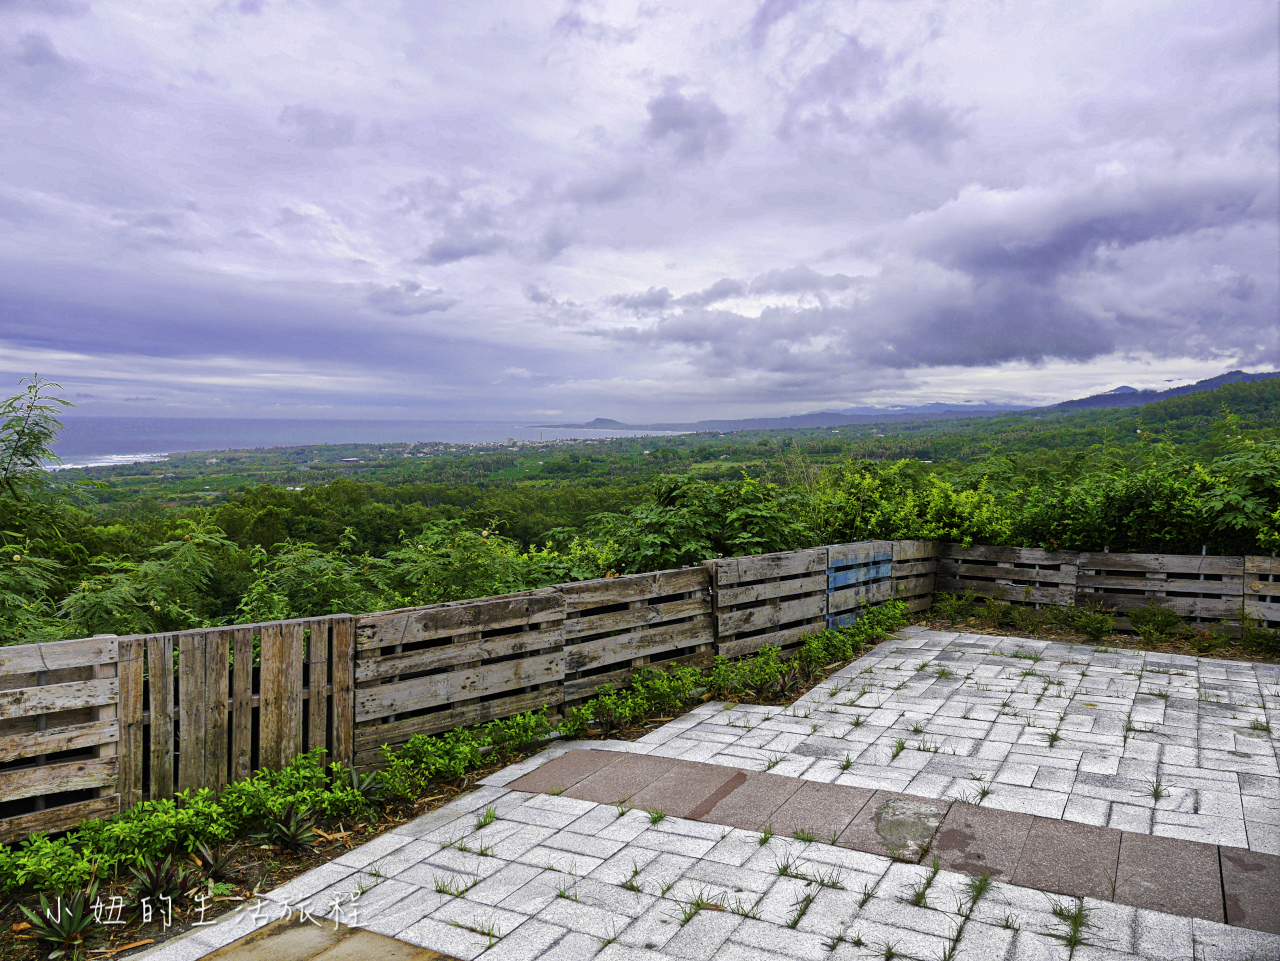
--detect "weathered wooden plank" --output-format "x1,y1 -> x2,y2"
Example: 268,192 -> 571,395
356,625 -> 565,683
0,717 -> 119,765
566,595 -> 710,640
715,573 -> 827,609
713,549 -> 827,586
1076,553 -> 1243,576
892,574 -> 936,598
903,595 -> 932,614
0,756 -> 118,802
0,795 -> 121,844
941,544 -> 1080,566
1075,574 -> 1242,594
353,687 -> 559,766
1073,592 -> 1240,619
92,650 -> 118,801
828,541 -> 894,567
717,622 -> 823,659
565,617 -> 711,674
828,563 -> 892,589
231,627 -> 253,784
280,621 -> 305,766
331,616 -> 356,771
177,632 -> 206,793
828,580 -> 894,615
147,635 -> 174,800
557,567 -> 708,608
356,589 -> 565,650
718,594 -> 827,637
258,623 -> 282,772
355,649 -> 564,722
206,629 -> 230,792
0,677 -> 118,720
564,645 -> 715,701
937,576 -> 1074,606
116,637 -> 143,808
0,636 -> 120,676
1245,557 -> 1280,578
307,620 -> 329,758
937,560 -> 1079,584
892,540 -> 938,562
1245,599 -> 1280,623
892,559 -> 937,578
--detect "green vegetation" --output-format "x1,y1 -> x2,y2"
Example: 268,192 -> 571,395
1,375 -> 1278,642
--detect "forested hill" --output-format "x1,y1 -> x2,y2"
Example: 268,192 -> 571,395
1045,369 -> 1280,412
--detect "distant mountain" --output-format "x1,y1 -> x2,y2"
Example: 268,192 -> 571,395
1044,370 -> 1280,412
824,401 -> 1027,417
537,369 -> 1280,434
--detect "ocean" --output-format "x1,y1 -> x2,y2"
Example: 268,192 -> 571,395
50,418 -> 678,469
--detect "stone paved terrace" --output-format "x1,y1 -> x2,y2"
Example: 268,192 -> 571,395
137,629 -> 1280,961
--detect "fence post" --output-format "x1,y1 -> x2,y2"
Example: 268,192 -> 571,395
116,636 -> 144,809
331,615 -> 356,771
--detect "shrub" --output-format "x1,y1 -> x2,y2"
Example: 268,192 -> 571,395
933,591 -> 980,622
1127,599 -> 1187,643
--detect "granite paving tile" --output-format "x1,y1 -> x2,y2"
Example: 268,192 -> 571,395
1113,832 -> 1224,922
759,780 -> 873,843
1219,846 -> 1280,935
692,770 -> 803,831
931,803 -> 1035,881
505,749 -> 624,795
563,754 -> 679,805
1010,816 -> 1121,900
625,761 -> 745,819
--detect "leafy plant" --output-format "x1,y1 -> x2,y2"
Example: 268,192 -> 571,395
1127,600 -> 1186,643
126,854 -> 197,904
18,880 -> 100,960
254,800 -> 317,851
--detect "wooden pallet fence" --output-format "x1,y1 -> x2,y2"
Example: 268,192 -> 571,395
825,541 -> 893,629
352,590 -> 565,771
125,616 -> 354,803
891,540 -> 938,613
1075,552 -> 1245,631
557,567 -> 713,704
0,636 -> 122,842
1245,557 -> 1280,628
706,548 -> 828,659
937,544 -> 1080,607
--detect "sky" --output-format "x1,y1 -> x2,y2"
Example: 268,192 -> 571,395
0,0 -> 1277,422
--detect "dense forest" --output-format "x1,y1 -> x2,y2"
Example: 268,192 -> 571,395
2,375 -> 1278,644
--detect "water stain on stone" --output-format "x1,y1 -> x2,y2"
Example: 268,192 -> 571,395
873,798 -> 945,860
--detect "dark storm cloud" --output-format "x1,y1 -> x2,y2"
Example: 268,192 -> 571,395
608,287 -> 673,311
874,97 -> 967,162
675,278 -> 746,307
644,84 -> 731,161
418,231 -> 506,266
748,0 -> 813,48
366,282 -> 458,316
0,0 -> 88,16
278,105 -> 357,148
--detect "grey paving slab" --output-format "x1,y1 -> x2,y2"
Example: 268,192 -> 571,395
1010,815 -> 1121,901
1113,831 -> 1225,923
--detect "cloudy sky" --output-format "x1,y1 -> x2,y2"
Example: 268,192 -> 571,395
1,0 -> 1276,421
